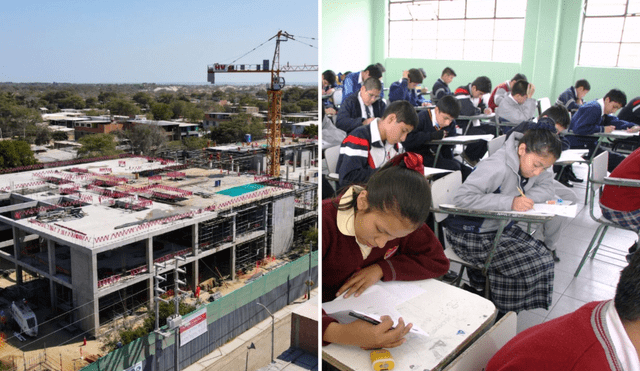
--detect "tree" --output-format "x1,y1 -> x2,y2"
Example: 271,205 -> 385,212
85,96 -> 98,108
182,136 -> 209,150
52,131 -> 69,141
150,103 -> 173,120
132,92 -> 154,109
116,124 -> 168,156
282,102 -> 301,113
297,99 -> 316,112
98,91 -> 118,104
59,95 -> 85,109
107,98 -> 140,116
157,92 -> 176,104
0,141 -> 37,168
303,124 -> 318,137
34,125 -> 52,145
77,133 -> 120,158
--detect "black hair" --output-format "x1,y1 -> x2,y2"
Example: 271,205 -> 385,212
615,249 -> 640,322
605,89 -> 627,107
511,80 -> 529,96
472,76 -> 492,94
408,68 -> 424,84
436,95 -> 460,119
442,67 -> 456,77
364,65 -> 383,79
512,73 -> 527,82
540,104 -> 570,129
418,68 -> 427,79
323,70 -> 336,86
519,129 -> 562,160
575,79 -> 591,91
363,77 -> 382,91
382,100 -> 419,128
338,155 -> 432,225
375,62 -> 386,73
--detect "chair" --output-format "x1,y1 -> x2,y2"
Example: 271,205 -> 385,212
574,151 -> 640,277
430,171 -> 554,298
487,135 -> 506,157
442,311 -> 517,371
324,145 -> 341,184
537,97 -> 551,116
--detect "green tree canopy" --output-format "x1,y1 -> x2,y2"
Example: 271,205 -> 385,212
132,92 -> 154,108
0,140 -> 37,169
107,98 -> 140,117
297,99 -> 316,112
77,133 -> 120,158
116,124 -> 168,156
150,103 -> 173,120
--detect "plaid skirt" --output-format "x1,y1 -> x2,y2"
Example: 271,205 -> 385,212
600,205 -> 640,232
446,225 -> 554,313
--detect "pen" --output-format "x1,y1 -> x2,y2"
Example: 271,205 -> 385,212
349,311 -> 382,326
517,186 -> 526,198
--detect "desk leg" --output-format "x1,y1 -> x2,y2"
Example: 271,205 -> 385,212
433,145 -> 443,168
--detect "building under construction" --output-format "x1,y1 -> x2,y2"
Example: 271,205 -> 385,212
0,150 -> 317,335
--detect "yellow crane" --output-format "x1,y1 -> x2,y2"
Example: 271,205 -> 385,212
207,30 -> 317,177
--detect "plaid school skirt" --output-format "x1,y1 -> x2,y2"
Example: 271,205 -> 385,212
600,205 -> 640,232
446,225 -> 554,313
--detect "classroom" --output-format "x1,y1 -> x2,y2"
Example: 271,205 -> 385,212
321,0 -> 640,369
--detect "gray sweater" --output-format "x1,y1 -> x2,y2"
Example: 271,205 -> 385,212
496,95 -> 537,124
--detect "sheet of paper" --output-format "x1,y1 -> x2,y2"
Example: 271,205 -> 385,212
440,134 -> 494,143
530,203 -> 578,217
424,167 -> 453,177
611,130 -> 639,136
557,149 -> 588,163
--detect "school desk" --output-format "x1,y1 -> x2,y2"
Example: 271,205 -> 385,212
322,279 -> 497,371
457,113 -> 496,135
429,134 -> 494,167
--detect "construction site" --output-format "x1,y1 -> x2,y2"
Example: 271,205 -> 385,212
0,141 -> 317,341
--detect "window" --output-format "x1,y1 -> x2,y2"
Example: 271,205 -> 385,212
388,0 -> 527,62
578,0 -> 640,68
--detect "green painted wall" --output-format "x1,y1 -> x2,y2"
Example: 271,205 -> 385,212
323,0 -> 640,103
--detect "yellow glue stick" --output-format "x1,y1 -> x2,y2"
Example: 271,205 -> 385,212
370,349 -> 394,371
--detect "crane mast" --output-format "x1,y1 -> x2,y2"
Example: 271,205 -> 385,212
207,30 -> 317,177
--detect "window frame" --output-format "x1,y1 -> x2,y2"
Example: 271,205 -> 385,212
387,0 -> 528,62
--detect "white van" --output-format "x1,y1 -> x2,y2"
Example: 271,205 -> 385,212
11,300 -> 38,337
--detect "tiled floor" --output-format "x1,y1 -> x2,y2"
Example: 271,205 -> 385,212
509,163 -> 635,333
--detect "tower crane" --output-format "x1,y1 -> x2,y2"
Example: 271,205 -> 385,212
207,30 -> 318,177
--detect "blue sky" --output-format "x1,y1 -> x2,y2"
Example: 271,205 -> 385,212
0,0 -> 318,84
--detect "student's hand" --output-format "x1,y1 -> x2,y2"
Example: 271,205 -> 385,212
422,102 -> 429,106
363,117 -> 375,126
527,83 -> 535,98
325,107 -> 336,115
337,264 -> 384,298
324,316 -> 412,349
627,125 -> 640,133
512,196 -> 534,211
430,130 -> 446,141
402,70 -> 409,79
604,125 -> 615,133
484,108 -> 492,115
326,88 -> 335,95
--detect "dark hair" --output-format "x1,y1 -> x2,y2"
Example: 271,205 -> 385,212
519,129 -> 562,160
375,62 -> 386,73
511,80 -> 529,96
512,73 -> 527,82
364,64 -> 383,79
363,77 -> 382,91
540,104 -> 570,129
323,70 -> 336,86
382,100 -> 419,128
408,68 -> 424,84
472,76 -> 492,94
339,156 -> 432,225
615,249 -> 640,321
418,68 -> 427,79
575,79 -> 591,91
605,89 -> 627,107
442,67 -> 456,77
436,95 -> 460,119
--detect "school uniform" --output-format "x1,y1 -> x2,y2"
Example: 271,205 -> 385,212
336,119 -> 404,188
454,84 -> 494,162
335,91 -> 386,134
556,86 -> 582,113
403,109 -> 472,179
488,80 -> 511,112
342,71 -> 384,104
487,300 -> 640,371
495,94 -> 537,124
568,99 -> 635,171
618,96 -> 640,125
388,78 -> 427,106
600,147 -> 640,231
321,192 -> 450,344
443,133 -> 555,313
432,78 -> 452,101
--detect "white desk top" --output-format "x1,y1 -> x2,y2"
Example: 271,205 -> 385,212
322,279 -> 497,371
431,134 -> 494,144
424,167 -> 453,178
458,113 -> 495,120
556,149 -> 589,164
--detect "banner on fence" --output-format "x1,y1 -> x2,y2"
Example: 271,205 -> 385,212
180,307 -> 207,346
123,361 -> 143,371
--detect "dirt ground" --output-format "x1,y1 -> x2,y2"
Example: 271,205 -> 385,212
0,256 -> 292,371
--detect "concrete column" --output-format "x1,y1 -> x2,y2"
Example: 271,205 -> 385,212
12,227 -> 23,285
231,245 -> 236,281
146,237 -> 154,311
71,247 -> 98,335
48,240 -> 56,309
191,224 -> 199,289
